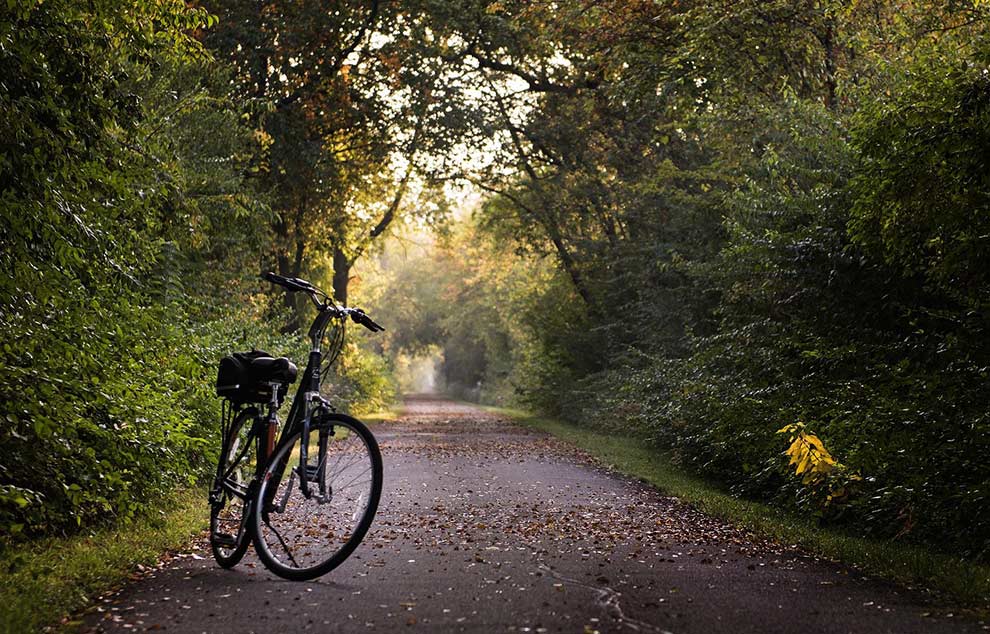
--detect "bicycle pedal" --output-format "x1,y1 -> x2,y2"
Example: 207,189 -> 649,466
212,532 -> 238,548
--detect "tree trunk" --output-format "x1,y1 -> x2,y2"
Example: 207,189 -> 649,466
821,16 -> 838,111
276,251 -> 301,332
332,246 -> 351,306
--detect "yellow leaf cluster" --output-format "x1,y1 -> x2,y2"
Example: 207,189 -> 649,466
777,422 -> 839,485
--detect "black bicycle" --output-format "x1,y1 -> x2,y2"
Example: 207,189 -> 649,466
208,272 -> 385,581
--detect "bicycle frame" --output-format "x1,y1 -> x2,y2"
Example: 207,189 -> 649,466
263,302 -> 338,506
215,302 -> 342,521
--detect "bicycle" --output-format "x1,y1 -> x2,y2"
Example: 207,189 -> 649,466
208,272 -> 385,581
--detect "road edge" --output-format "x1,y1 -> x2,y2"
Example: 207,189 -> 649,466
481,404 -> 990,614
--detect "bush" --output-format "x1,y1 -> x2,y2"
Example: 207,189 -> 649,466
324,343 -> 398,415
558,90 -> 990,560
0,0 -> 278,540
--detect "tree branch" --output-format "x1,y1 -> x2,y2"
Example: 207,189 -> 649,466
276,0 -> 380,110
468,49 -> 600,94
482,74 -> 595,307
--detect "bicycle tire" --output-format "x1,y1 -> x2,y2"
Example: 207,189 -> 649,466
251,413 -> 383,581
209,407 -> 257,568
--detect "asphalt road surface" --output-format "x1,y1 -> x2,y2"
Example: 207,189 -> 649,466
81,396 -> 984,633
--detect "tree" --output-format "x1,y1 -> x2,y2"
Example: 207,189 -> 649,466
201,0 -> 385,320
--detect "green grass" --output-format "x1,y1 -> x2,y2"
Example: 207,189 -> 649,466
0,489 -> 208,634
359,407 -> 400,425
487,406 -> 990,610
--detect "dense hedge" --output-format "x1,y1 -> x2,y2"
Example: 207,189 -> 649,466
544,51 -> 990,559
0,0 -> 393,540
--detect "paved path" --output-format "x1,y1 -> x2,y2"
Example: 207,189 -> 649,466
82,396 -> 984,633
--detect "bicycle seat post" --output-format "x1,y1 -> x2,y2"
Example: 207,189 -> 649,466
264,382 -> 280,460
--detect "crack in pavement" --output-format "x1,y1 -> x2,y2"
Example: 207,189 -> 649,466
537,563 -> 672,634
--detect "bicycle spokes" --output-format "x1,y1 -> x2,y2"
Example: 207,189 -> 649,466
253,416 -> 382,579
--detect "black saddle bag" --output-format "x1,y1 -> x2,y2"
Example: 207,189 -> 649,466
216,349 -> 297,404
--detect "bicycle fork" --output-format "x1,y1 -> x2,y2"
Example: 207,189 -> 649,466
271,422 -> 334,515
299,399 -> 336,502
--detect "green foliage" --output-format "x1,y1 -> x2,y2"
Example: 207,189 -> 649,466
325,343 -> 398,416
375,0 -> 990,563
0,0 -> 284,539
849,40 -> 990,303
363,225 -> 554,405
563,87 -> 990,557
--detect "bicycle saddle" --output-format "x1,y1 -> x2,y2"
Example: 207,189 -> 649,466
249,356 -> 298,384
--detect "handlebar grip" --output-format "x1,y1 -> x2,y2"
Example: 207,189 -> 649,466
349,308 -> 385,332
364,317 -> 385,332
261,271 -> 312,293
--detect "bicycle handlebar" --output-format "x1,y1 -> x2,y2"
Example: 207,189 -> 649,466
260,272 -> 385,332
263,272 -> 315,294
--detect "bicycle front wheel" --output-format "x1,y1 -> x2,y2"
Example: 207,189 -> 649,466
252,413 -> 383,580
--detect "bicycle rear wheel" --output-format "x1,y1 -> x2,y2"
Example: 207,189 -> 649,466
252,413 -> 382,581
209,407 -> 258,568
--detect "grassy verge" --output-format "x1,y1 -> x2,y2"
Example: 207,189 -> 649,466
0,489 -> 208,634
487,406 -> 990,609
359,407 -> 401,425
